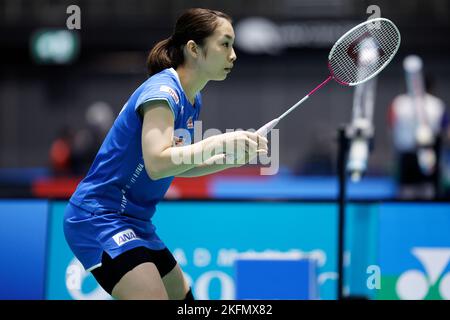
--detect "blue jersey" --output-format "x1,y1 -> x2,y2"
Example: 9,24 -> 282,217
64,68 -> 202,271
70,68 -> 201,219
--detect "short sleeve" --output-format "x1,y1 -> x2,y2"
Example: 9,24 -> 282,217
135,81 -> 181,122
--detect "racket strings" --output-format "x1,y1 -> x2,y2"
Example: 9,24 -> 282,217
329,20 -> 400,85
331,27 -> 379,83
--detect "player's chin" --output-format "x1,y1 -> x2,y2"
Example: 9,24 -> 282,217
213,69 -> 231,81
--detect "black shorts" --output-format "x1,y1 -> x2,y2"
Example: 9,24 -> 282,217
91,246 -> 177,295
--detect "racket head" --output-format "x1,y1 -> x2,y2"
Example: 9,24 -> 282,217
328,18 -> 401,86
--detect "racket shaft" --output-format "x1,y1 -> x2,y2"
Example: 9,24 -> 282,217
278,76 -> 333,121
257,76 -> 333,136
256,118 -> 280,136
278,95 -> 310,121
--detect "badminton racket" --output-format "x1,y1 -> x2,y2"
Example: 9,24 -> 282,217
256,17 -> 401,136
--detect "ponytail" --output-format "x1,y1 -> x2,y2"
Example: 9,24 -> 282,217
147,37 -> 180,77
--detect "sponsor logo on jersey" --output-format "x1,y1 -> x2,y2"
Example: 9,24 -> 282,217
173,136 -> 185,147
187,116 -> 194,129
160,85 -> 179,104
112,229 -> 139,246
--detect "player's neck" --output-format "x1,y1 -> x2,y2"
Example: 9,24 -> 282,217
175,65 -> 207,105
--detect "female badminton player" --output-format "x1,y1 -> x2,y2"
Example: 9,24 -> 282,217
63,8 -> 268,300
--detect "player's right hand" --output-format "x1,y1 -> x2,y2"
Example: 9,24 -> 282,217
218,131 -> 268,165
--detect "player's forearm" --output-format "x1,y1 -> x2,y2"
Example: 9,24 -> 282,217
144,136 -> 222,180
176,161 -> 239,177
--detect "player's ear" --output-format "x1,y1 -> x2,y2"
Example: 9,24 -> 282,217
185,40 -> 199,59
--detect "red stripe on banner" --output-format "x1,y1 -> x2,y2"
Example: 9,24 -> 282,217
32,177 -> 82,198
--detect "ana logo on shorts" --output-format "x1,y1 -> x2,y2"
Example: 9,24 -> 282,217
112,229 -> 138,247
396,247 -> 450,300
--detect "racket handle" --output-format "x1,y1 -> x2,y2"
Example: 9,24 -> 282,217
203,153 -> 226,165
256,119 -> 279,136
205,153 -> 237,165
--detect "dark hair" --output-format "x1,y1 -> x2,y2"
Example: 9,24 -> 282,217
147,8 -> 232,76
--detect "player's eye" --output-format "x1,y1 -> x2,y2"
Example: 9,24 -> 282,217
223,42 -> 230,48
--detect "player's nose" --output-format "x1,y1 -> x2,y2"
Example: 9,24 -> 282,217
229,47 -> 237,63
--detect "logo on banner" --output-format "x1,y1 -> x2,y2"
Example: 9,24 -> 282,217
65,258 -> 111,300
396,247 -> 450,300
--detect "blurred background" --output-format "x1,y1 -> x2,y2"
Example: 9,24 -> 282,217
1,0 -> 450,301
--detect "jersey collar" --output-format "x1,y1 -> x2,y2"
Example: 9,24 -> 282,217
168,68 -> 196,108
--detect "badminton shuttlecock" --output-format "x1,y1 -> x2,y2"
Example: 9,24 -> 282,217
358,38 -> 379,66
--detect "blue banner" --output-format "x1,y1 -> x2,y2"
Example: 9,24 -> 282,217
0,200 -> 48,299
154,201 -> 339,299
378,203 -> 450,300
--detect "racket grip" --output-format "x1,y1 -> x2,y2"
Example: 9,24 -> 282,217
204,153 -> 236,165
256,119 -> 279,136
203,153 -> 226,165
